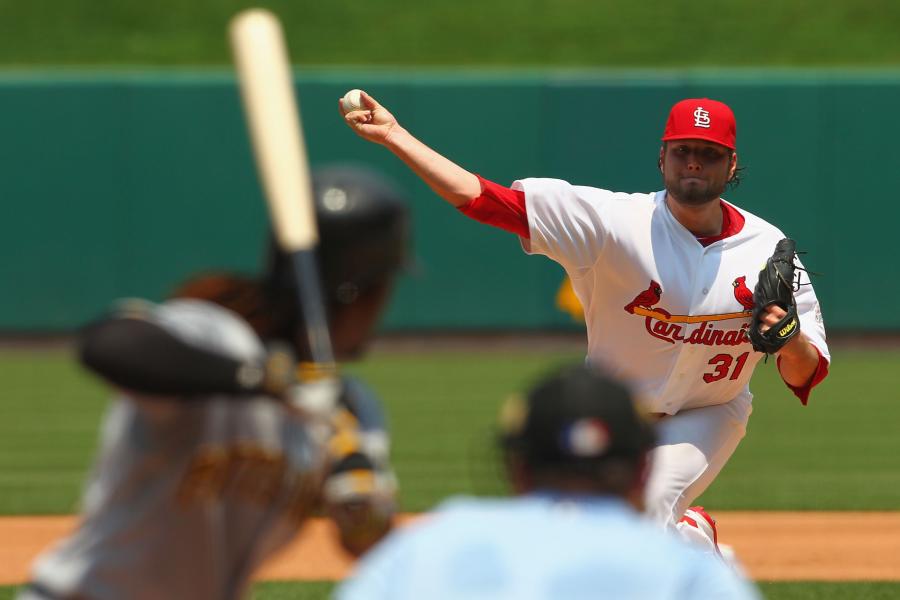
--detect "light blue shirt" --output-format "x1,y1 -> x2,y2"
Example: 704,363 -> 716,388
336,494 -> 760,600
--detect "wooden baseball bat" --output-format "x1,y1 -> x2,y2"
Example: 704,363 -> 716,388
229,8 -> 335,370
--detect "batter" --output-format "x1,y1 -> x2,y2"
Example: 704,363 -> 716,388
19,166 -> 410,600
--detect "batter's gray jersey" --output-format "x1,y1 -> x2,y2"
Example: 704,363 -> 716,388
21,299 -> 330,600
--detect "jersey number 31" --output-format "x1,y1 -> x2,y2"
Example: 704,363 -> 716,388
703,352 -> 750,383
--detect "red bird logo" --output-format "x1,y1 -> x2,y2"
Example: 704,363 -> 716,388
624,280 -> 663,314
733,276 -> 755,310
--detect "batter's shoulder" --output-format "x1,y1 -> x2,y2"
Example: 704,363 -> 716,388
121,297 -> 265,360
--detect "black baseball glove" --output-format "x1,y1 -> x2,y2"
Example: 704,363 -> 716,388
748,238 -> 801,354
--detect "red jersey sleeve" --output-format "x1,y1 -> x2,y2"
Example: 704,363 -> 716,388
778,345 -> 830,406
456,175 -> 530,238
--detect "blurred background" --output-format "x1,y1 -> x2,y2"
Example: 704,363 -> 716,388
1,1 -> 899,597
1,0 -> 899,332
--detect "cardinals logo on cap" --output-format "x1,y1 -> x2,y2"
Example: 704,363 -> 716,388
693,107 -> 711,128
662,98 -> 736,150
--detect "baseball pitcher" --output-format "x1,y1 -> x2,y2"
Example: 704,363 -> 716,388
340,92 -> 829,559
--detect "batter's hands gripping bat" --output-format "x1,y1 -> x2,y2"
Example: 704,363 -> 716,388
229,9 -> 335,379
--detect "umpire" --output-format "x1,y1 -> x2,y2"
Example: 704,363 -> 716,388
337,364 -> 760,599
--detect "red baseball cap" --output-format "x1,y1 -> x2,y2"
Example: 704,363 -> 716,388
661,98 -> 736,150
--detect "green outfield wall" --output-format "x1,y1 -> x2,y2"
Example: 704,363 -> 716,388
1,70 -> 896,332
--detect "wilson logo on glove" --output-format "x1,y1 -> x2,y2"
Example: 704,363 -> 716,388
778,320 -> 797,338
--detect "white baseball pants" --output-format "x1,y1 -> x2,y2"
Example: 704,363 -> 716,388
643,392 -> 753,547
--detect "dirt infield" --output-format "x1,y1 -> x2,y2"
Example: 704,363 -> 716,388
2,512 -> 899,584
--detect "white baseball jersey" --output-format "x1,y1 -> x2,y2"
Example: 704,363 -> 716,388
517,179 -> 829,414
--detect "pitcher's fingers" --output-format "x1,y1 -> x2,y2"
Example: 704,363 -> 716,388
344,112 -> 369,127
359,90 -> 379,110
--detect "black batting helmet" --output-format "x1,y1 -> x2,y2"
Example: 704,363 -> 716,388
174,164 -> 410,358
264,164 -> 410,304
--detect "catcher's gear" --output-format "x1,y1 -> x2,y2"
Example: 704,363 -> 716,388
749,238 -> 801,354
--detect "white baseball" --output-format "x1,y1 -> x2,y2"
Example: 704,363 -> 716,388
341,89 -> 366,113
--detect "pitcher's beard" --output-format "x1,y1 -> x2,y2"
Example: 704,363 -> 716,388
669,179 -> 725,206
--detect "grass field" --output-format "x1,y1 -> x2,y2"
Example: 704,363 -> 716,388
0,0 -> 899,67
2,580 -> 900,599
2,345 -> 899,514
3,344 -> 898,598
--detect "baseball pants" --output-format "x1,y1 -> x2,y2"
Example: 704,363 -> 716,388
643,392 -> 753,545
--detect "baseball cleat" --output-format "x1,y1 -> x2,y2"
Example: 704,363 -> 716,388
678,505 -> 721,555
677,506 -> 747,575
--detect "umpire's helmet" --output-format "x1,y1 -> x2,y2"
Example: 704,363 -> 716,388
498,364 -> 655,496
